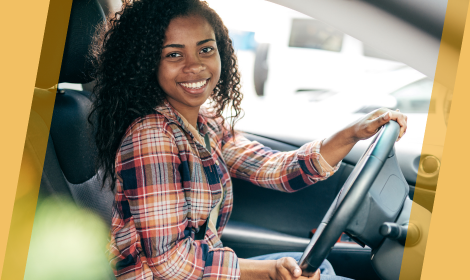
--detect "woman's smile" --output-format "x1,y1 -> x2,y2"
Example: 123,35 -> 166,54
178,78 -> 211,94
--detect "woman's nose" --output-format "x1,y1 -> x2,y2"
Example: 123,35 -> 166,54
183,55 -> 205,74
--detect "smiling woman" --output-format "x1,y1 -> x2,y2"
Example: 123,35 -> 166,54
88,1 -> 407,280
89,0 -> 243,196
157,16 -> 221,128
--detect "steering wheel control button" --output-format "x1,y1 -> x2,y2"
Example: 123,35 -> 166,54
379,222 -> 420,246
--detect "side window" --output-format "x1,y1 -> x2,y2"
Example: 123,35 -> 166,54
391,79 -> 434,113
288,18 -> 343,52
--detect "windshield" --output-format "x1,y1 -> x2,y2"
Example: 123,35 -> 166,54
204,0 -> 433,144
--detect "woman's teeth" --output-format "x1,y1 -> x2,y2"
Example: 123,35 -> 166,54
180,79 -> 207,89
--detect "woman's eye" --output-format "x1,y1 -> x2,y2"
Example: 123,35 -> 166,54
200,47 -> 214,54
166,53 -> 182,58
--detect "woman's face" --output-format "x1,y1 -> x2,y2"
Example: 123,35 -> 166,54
158,15 -> 221,116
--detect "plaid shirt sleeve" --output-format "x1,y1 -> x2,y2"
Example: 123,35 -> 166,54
108,127 -> 240,280
222,131 -> 341,192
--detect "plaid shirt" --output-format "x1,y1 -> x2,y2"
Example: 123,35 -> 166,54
107,100 -> 341,279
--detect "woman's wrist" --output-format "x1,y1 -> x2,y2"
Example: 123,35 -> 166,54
239,258 -> 276,280
342,123 -> 361,145
320,127 -> 358,167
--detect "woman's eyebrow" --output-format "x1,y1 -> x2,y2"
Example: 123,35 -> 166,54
162,43 -> 185,49
197,38 -> 215,45
162,39 -> 214,49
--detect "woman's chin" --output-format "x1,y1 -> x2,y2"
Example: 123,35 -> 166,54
166,95 -> 208,111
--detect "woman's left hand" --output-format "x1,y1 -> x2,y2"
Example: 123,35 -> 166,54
349,108 -> 408,142
321,108 -> 408,168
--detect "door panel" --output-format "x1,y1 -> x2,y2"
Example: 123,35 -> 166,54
232,133 -> 349,238
229,169 -> 346,239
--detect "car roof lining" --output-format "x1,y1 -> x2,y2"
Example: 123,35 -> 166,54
362,0 -> 447,39
268,0 -> 445,79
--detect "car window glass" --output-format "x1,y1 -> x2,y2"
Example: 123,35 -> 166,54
205,0 -> 434,141
391,79 -> 434,113
289,18 -> 343,52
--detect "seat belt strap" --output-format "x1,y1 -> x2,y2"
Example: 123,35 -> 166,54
195,133 -> 223,240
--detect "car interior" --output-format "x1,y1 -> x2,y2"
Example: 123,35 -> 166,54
29,0 -> 447,280
38,0 -> 115,227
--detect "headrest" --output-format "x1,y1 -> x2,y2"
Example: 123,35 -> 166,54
59,0 -> 105,84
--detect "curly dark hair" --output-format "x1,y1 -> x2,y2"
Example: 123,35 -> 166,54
89,0 -> 243,191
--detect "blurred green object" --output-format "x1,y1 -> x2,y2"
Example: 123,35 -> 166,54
24,197 -> 113,280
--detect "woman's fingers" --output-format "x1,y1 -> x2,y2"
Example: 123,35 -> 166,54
350,108 -> 408,141
281,257 -> 302,278
372,111 -> 392,132
387,110 -> 408,141
309,269 -> 321,280
370,108 -> 408,141
396,108 -> 406,137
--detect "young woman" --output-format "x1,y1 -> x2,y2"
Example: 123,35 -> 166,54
90,0 -> 408,279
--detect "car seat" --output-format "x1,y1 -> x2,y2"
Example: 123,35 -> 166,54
40,0 -> 115,226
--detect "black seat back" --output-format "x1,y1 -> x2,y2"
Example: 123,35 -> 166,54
40,0 -> 114,226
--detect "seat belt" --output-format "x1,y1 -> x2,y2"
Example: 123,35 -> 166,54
176,113 -> 223,240
194,133 -> 223,240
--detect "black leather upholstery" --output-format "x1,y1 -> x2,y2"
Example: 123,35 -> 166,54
40,135 -> 74,199
47,86 -> 115,224
59,0 -> 105,84
50,89 -> 97,184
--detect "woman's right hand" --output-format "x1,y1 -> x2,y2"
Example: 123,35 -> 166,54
271,257 -> 321,280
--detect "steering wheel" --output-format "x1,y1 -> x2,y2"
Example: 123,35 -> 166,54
299,120 -> 401,276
